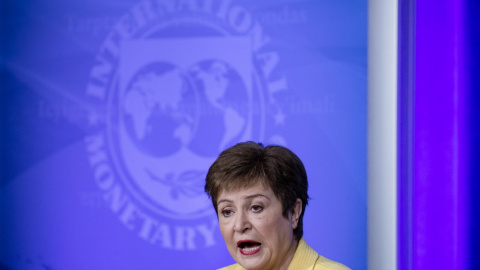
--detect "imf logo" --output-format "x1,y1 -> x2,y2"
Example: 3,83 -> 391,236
84,0 -> 288,250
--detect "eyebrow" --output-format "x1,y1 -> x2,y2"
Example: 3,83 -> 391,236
217,193 -> 269,205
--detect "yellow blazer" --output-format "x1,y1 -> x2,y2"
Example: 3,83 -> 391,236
218,238 -> 350,270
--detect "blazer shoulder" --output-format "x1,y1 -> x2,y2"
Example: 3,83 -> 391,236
315,255 -> 351,270
217,263 -> 242,270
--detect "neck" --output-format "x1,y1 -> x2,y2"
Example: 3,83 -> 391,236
275,238 -> 299,270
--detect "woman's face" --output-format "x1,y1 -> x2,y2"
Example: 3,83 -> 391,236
216,183 -> 302,270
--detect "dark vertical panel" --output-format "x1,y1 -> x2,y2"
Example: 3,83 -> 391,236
397,0 -> 415,269
405,0 -> 469,269
466,1 -> 480,269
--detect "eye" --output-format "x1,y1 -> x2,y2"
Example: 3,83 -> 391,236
251,205 -> 263,213
221,209 -> 234,217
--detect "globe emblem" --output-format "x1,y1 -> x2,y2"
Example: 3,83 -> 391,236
116,59 -> 249,219
123,62 -> 196,157
187,59 -> 249,156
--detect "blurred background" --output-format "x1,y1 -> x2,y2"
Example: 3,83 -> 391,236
1,0 -> 367,269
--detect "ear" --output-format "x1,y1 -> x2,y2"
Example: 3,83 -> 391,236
290,198 -> 303,229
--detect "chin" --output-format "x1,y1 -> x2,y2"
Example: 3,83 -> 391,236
239,262 -> 263,270
236,257 -> 266,270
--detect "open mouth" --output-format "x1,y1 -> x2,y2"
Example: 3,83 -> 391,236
237,240 -> 262,255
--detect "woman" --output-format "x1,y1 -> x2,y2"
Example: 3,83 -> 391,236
205,142 -> 350,270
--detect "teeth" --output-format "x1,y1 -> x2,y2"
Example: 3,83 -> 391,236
242,245 -> 260,252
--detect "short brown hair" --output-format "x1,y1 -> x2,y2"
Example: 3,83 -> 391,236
205,141 -> 309,241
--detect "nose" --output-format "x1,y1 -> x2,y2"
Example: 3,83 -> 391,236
233,210 -> 251,232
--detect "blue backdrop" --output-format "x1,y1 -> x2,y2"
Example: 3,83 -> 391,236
0,0 -> 367,269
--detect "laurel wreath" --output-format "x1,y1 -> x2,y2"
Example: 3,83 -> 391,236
146,169 -> 205,200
